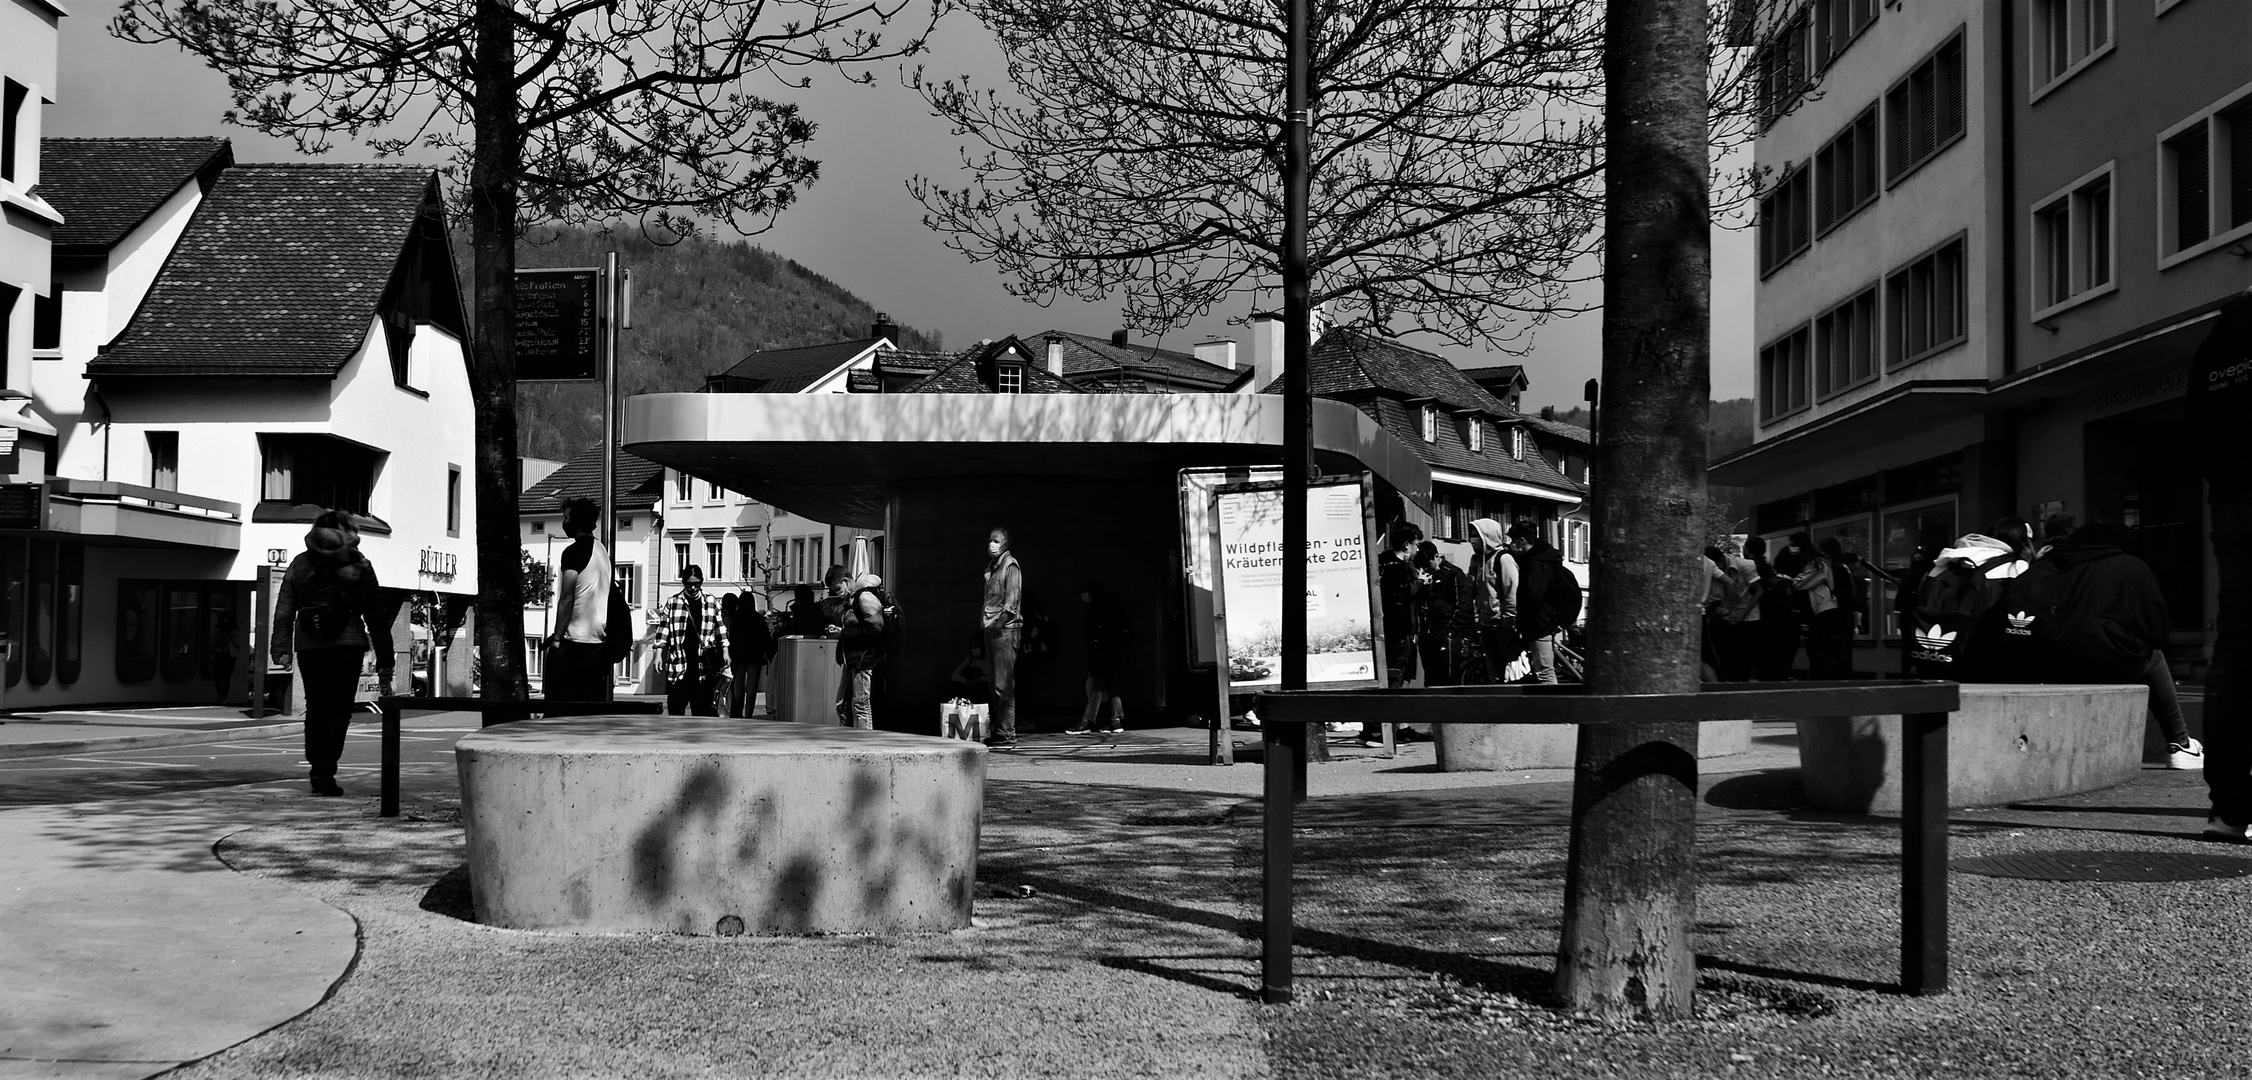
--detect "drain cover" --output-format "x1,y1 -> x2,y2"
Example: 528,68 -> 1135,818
1952,850 -> 2252,883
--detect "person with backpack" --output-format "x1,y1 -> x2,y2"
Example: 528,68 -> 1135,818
2191,288 -> 2252,841
834,582 -> 892,729
1465,518 -> 1519,683
727,591 -> 775,718
1506,520 -> 1582,684
270,510 -> 395,797
1905,519 -> 2031,679
1987,518 -> 2200,769
542,498 -> 613,702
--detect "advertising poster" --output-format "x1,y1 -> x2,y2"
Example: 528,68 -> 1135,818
1213,477 -> 1380,691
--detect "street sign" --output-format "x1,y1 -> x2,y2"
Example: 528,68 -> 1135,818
516,267 -> 602,381
0,483 -> 45,530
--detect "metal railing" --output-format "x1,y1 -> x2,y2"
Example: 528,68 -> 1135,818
1253,679 -> 1963,1004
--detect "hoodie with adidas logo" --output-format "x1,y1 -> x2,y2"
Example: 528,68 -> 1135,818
1991,535 -> 2170,681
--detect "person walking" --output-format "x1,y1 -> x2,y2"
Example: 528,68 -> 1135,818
270,511 -> 394,797
543,497 -> 611,702
728,591 -> 774,718
2192,289 -> 2252,841
1069,580 -> 1127,735
1505,520 -> 1576,684
982,526 -> 1024,750
657,564 -> 726,716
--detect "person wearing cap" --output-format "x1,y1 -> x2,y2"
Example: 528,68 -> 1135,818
270,510 -> 395,796
656,564 -> 727,716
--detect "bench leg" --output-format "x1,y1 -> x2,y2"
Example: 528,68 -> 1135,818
1901,710 -> 1948,995
1262,724 -> 1296,1004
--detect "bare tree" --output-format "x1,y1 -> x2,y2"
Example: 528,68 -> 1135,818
115,0 -> 937,698
912,0 -> 1779,348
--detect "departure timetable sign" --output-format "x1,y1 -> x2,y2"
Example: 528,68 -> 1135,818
0,483 -> 44,530
515,267 -> 601,381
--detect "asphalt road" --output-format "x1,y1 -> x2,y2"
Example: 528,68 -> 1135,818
0,711 -> 478,809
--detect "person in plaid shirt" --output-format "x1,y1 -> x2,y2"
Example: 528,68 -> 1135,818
658,565 -> 727,715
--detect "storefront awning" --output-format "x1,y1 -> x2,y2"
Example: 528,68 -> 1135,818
1707,381 -> 1989,488
623,392 -> 1435,529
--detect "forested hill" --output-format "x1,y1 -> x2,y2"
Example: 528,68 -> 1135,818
452,227 -> 942,461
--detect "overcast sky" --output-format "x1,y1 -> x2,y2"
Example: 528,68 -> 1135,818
47,3 -> 1754,411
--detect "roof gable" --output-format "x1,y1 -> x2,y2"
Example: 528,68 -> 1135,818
906,337 -> 1081,394
39,138 -> 233,254
705,338 -> 881,393
1259,328 -> 1513,415
89,164 -> 447,378
522,444 -> 668,512
1031,330 -> 1250,391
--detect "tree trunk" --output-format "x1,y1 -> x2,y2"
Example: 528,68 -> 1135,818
1553,0 -> 1710,1019
469,0 -> 527,701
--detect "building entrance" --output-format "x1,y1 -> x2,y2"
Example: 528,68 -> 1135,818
2085,401 -> 2205,638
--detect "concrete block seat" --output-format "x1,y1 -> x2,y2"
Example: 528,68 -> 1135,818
1436,718 -> 1752,771
457,716 -> 984,934
1797,683 -> 2145,814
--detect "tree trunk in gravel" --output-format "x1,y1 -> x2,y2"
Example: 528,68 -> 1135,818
469,0 -> 528,701
1552,0 -> 1710,1020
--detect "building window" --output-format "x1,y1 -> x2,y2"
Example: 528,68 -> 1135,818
1813,0 -> 1877,69
673,542 -> 690,580
2032,164 -> 2116,315
997,364 -> 1025,394
1886,234 -> 1968,368
1814,287 -> 1878,400
614,563 -> 641,605
0,80 -> 25,184
2032,0 -> 2113,97
1759,324 -> 1813,422
1420,405 -> 1438,442
1884,31 -> 1966,186
705,480 -> 722,502
147,432 -> 179,491
2158,88 -> 2252,265
32,291 -> 59,352
259,434 -> 382,515
1510,426 -> 1525,460
1754,9 -> 1811,128
446,465 -> 462,536
1758,162 -> 1813,274
792,537 -> 807,583
771,540 -> 785,579
673,470 -> 692,503
1465,418 -> 1482,453
1564,519 -> 1592,563
1814,107 -> 1879,236
706,541 -> 722,579
740,538 -> 756,580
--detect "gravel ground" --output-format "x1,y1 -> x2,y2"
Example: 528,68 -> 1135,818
156,767 -> 2252,1079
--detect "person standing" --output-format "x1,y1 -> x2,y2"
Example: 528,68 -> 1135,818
982,526 -> 1024,750
270,511 -> 394,797
1790,533 -> 1846,678
834,586 -> 888,729
1465,518 -> 1520,683
1506,520 -> 1576,684
1364,522 -> 1425,746
209,612 -> 240,704
657,564 -> 726,716
728,591 -> 774,718
2193,289 -> 2252,841
1704,544 -> 1761,681
1413,541 -> 1465,686
1069,580 -> 1127,735
1750,536 -> 1797,680
543,497 -> 611,702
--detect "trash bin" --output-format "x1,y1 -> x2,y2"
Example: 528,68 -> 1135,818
771,636 -> 840,725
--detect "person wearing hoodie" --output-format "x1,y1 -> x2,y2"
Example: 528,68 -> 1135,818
1465,518 -> 1520,682
270,510 -> 395,797
834,582 -> 890,729
1506,520 -> 1573,684
982,526 -> 1025,750
2192,289 -> 2252,840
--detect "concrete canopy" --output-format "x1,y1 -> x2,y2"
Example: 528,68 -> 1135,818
622,392 -> 1435,529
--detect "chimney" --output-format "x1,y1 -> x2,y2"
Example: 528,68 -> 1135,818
1111,328 -> 1130,347
1194,339 -> 1237,370
1045,334 -> 1065,377
1540,405 -> 1555,421
1249,312 -> 1284,392
870,313 -> 898,345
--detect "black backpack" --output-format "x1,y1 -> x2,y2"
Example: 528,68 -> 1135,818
597,580 -> 633,664
1905,553 -> 2016,677
1519,556 -> 1583,639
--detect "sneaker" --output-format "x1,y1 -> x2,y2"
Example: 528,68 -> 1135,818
1064,724 -> 1094,735
1357,736 -> 1386,748
986,737 -> 1019,752
2202,815 -> 2250,843
2169,738 -> 2207,770
310,779 -> 343,797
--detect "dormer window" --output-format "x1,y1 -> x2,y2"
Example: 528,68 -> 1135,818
1510,427 -> 1526,460
1420,405 -> 1438,442
998,364 -> 1025,394
1467,418 -> 1483,453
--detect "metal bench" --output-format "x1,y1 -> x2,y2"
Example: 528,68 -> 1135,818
1254,680 -> 1963,1005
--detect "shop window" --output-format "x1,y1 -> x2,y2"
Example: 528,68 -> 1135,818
1758,161 -> 1813,274
1885,235 -> 1967,369
1814,286 -> 1878,400
2157,88 -> 2252,265
1758,324 -> 1812,422
2031,0 -> 2112,98
1814,107 -> 1879,236
1882,454 -> 1965,503
1879,497 -> 1957,638
163,584 -> 203,683
1,540 -> 19,687
259,434 -> 382,516
26,541 -> 53,686
117,580 -> 159,683
2032,164 -> 2115,315
57,545 -> 82,687
1884,31 -> 1966,186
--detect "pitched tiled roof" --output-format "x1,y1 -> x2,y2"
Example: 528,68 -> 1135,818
1259,328 -> 1513,415
522,445 -> 667,512
1521,414 -> 1592,447
1459,364 -> 1529,394
1028,330 -> 1251,392
878,348 -> 954,371
705,338 -> 880,392
1366,398 -> 1584,494
90,164 -> 440,377
905,339 -> 1083,394
39,138 -> 233,253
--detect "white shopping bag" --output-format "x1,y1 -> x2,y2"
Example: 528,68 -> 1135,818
939,698 -> 990,741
